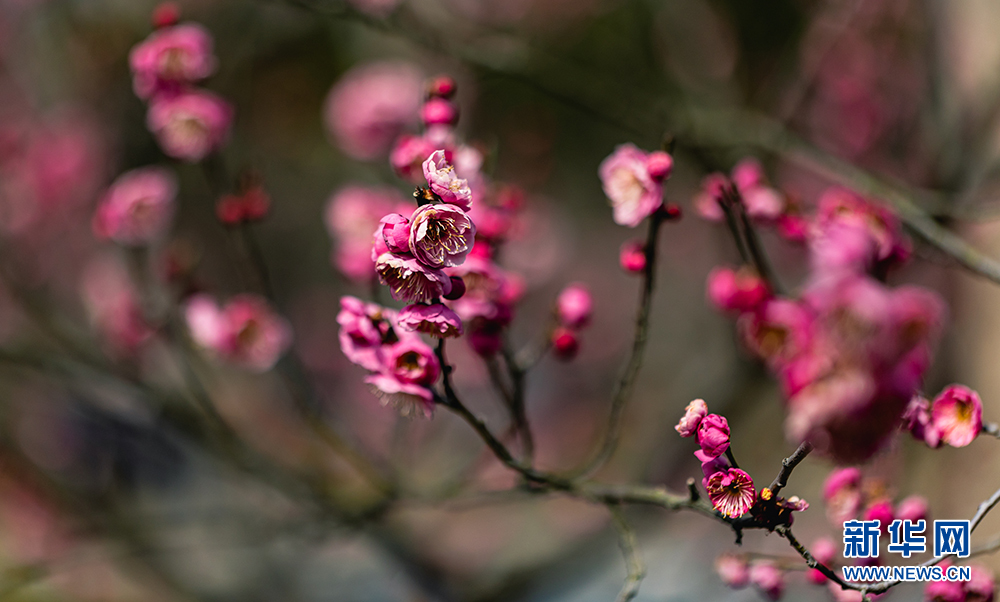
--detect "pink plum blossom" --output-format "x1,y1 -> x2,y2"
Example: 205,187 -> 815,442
379,213 -> 411,255
420,98 -> 458,126
375,253 -> 453,303
707,266 -> 770,313
925,575 -> 966,602
129,23 -> 217,99
931,384 -> 983,448
397,302 -> 463,338
391,134 -> 439,183
697,414 -> 730,458
598,143 -> 665,227
645,150 -> 673,180
323,62 -> 422,160
619,240 -> 646,273
364,373 -> 435,417
738,298 -> 814,369
408,203 -> 476,268
147,89 -> 233,162
381,338 -> 440,386
92,167 -> 177,245
706,468 -> 754,518
749,561 -> 784,601
896,495 -> 929,524
903,395 -> 943,448
422,150 -> 473,211
338,296 -> 393,372
715,554 -> 749,588
80,255 -> 154,355
965,565 -> 996,602
823,467 -> 863,525
555,283 -> 592,330
185,294 -> 292,371
863,499 -> 894,534
675,398 -> 708,437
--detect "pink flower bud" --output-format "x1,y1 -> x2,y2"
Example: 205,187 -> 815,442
152,2 -> 180,28
555,283 -> 592,330
427,75 -> 456,98
421,98 -> 458,126
645,151 -> 673,181
379,213 -> 411,255
675,398 -> 708,437
697,414 -> 730,459
551,327 -> 579,361
931,384 -> 983,448
444,276 -> 466,300
619,240 -> 646,273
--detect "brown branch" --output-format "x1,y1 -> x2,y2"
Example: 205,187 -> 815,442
768,442 -> 813,496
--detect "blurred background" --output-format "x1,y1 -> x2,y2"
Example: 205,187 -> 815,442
0,0 -> 999,600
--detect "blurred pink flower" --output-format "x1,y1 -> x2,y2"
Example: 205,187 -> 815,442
674,398 -> 707,437
697,413 -> 730,459
147,89 -> 233,162
599,143 -> 665,227
823,467 -> 863,525
324,185 -> 407,282
925,575 -> 965,602
397,302 -> 463,338
896,495 -> 929,524
965,565 -> 996,602
375,253 -> 453,303
185,294 -> 292,371
420,98 -> 458,127
715,553 -> 749,588
707,266 -> 769,313
391,134 -> 439,183
409,203 -> 476,268
903,395 -> 943,448
706,468 -> 754,518
423,150 -> 473,211
551,326 -> 579,361
129,23 -> 217,100
323,61 -> 422,160
555,283 -> 591,330
749,561 -> 784,601
364,373 -> 435,417
738,298 -> 814,369
81,255 -> 154,355
92,167 -> 177,245
863,499 -> 894,534
931,384 -> 983,448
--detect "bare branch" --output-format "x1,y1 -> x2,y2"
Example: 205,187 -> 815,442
609,507 -> 646,602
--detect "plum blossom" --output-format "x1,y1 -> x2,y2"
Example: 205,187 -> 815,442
555,283 -> 592,330
422,150 -> 473,211
715,554 -> 749,588
692,158 -> 785,223
185,294 -> 292,371
375,253 -> 453,303
697,413 -> 730,458
420,98 -> 458,126
706,468 -> 755,518
823,467 -> 863,525
807,537 -> 837,585
707,266 -> 770,313
551,327 -> 580,361
863,499 -> 894,534
147,89 -> 233,162
749,561 -> 784,601
408,203 -> 476,268
92,167 -> 177,245
81,255 -> 154,355
931,384 -> 983,448
397,303 -> 463,338
965,565 -> 996,602
323,61 -> 423,160
896,495 -> 929,524
675,399 -> 708,437
365,338 -> 440,417
598,144 -> 669,227
379,213 -> 411,255
129,23 -> 217,99
903,395 -> 943,448
337,296 -> 394,371
391,134 -> 439,183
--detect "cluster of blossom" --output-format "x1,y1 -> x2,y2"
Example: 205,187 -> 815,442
698,165 -> 946,463
128,5 -> 233,163
714,555 -> 786,601
338,296 -> 441,416
551,283 -> 592,360
675,399 -> 807,521
927,562 -> 996,602
86,7 -> 292,372
903,384 -> 984,449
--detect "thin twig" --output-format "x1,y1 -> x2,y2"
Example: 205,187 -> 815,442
768,442 -> 813,496
609,507 -> 645,602
572,211 -> 665,478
